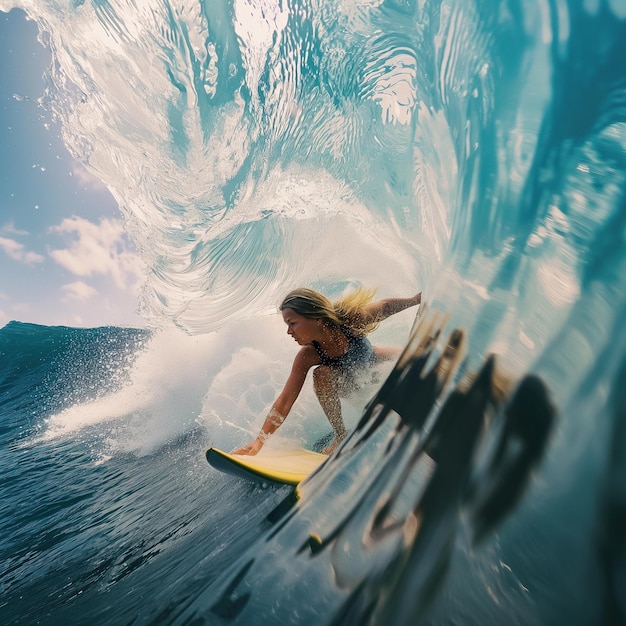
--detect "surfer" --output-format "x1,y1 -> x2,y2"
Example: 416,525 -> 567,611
233,287 -> 422,456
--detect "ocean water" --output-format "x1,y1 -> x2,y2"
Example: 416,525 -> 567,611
1,1 -> 625,624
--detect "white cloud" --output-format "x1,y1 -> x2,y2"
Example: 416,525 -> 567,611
48,216 -> 144,290
62,281 -> 98,301
1,222 -> 29,236
0,302 -> 35,327
11,302 -> 31,315
0,236 -> 45,264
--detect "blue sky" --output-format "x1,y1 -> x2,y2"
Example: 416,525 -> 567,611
0,8 -> 144,328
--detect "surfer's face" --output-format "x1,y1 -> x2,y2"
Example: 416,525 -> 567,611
282,308 -> 320,345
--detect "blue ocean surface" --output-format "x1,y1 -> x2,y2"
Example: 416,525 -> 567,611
1,1 -> 625,624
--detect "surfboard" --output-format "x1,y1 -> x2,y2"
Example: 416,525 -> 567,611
206,446 -> 327,486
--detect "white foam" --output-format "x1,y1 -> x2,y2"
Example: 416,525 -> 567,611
39,321 -> 260,454
39,309 -> 405,457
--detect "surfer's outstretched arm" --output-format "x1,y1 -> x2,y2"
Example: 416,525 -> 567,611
361,292 -> 422,325
232,346 -> 319,455
364,293 -> 421,364
232,289 -> 421,456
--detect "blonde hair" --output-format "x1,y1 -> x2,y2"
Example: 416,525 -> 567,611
280,286 -> 379,336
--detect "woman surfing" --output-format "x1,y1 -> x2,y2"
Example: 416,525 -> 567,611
233,287 -> 422,456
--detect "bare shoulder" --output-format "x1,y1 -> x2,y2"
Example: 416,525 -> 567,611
292,345 -> 321,370
359,300 -> 388,323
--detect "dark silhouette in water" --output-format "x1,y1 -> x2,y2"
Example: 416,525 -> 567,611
599,356 -> 626,626
196,309 -> 556,626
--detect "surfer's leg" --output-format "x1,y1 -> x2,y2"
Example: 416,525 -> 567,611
373,346 -> 401,361
313,365 -> 347,454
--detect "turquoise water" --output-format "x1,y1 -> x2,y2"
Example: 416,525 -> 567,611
1,1 -> 625,624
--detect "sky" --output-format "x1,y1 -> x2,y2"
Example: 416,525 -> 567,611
0,8 -> 144,328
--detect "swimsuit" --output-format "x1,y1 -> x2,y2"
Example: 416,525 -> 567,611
312,325 -> 376,383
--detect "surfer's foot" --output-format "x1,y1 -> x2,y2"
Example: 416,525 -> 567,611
321,442 -> 336,455
321,433 -> 345,455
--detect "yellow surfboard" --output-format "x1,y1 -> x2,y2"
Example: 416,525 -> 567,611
206,447 -> 327,486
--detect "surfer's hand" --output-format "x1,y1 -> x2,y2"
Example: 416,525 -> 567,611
232,437 -> 264,456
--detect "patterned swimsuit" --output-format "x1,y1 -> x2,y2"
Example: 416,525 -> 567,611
312,325 -> 376,385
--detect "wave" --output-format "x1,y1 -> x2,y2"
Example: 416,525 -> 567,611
1,0 -> 625,624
